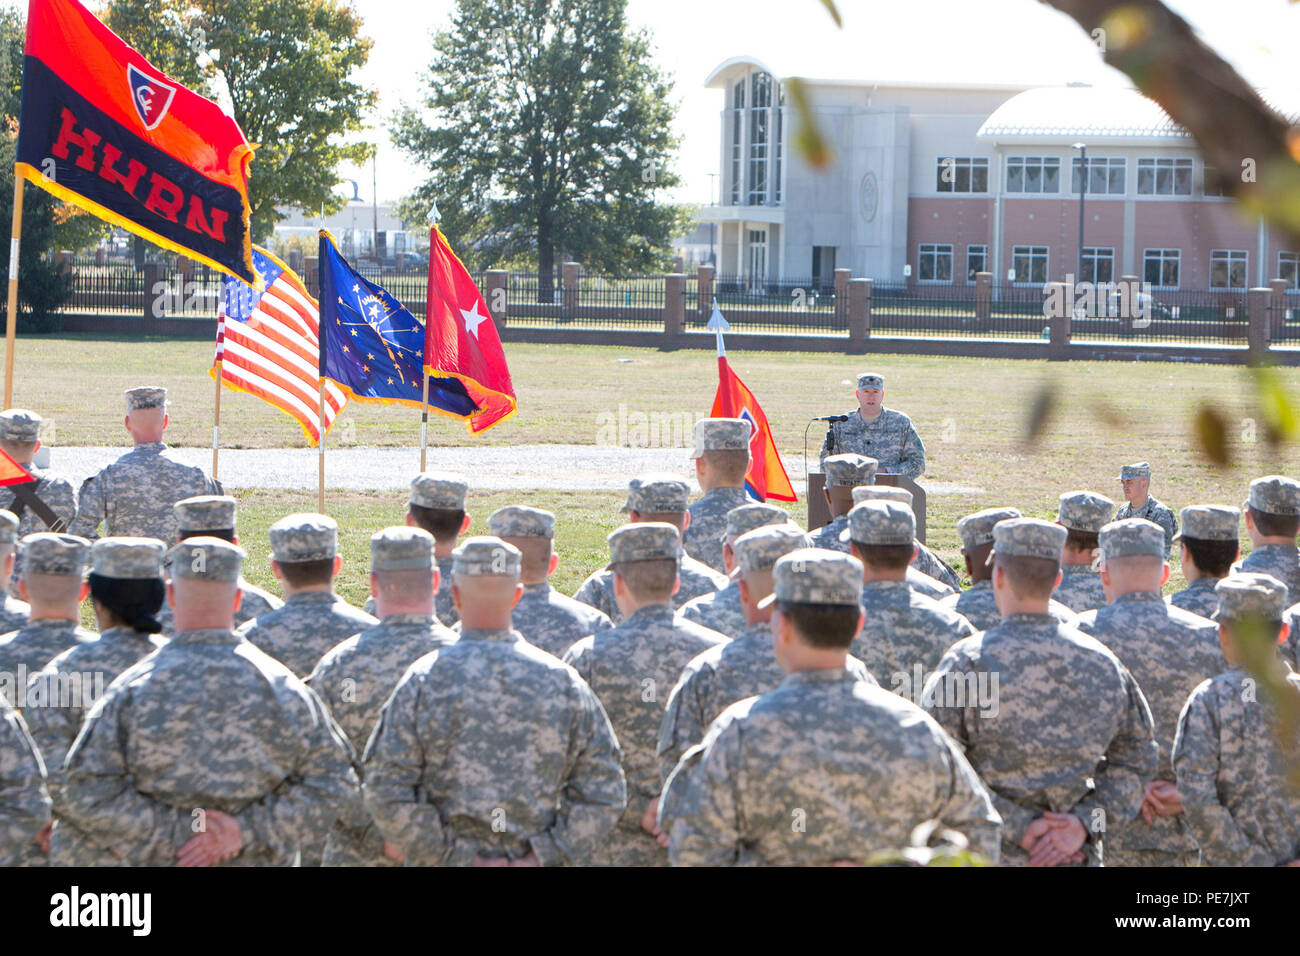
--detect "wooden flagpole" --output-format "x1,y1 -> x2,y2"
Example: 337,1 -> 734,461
317,378 -> 326,513
420,200 -> 439,474
420,371 -> 430,471
4,174 -> 24,409
212,354 -> 223,480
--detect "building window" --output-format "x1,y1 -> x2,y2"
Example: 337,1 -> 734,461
812,246 -> 836,290
730,80 -> 744,204
1280,251 -> 1299,290
1080,247 -> 1114,284
1210,249 -> 1248,290
918,243 -> 953,282
936,157 -> 989,193
1144,248 -> 1181,288
1006,157 -> 1060,194
1202,164 -> 1227,197
747,72 -> 771,205
1012,245 -> 1048,284
747,228 -> 767,288
1070,157 -> 1125,195
773,86 -> 784,203
1137,158 -> 1193,195
966,245 -> 987,283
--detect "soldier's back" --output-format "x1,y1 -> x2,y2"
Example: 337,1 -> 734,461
512,582 -> 612,658
808,516 -> 849,553
0,466 -> 77,549
676,582 -> 746,639
853,580 -> 975,687
0,620 -> 98,693
1167,579 -> 1221,620
575,559 -> 724,625
239,592 -> 377,678
0,595 -> 29,634
70,443 -> 219,541
1237,545 -> 1300,602
684,487 -> 753,572
940,581 -> 1075,632
0,702 -> 49,867
1053,565 -> 1107,613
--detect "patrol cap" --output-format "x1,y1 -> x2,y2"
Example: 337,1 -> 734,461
724,503 -> 788,541
956,507 -> 1021,551
842,500 -> 915,546
167,537 -> 245,582
1117,462 -> 1152,481
19,533 -> 90,577
174,496 -> 237,533
759,548 -> 864,609
488,506 -> 556,539
689,418 -> 752,458
91,537 -> 166,580
0,510 -> 18,546
851,486 -> 913,507
989,518 -> 1067,563
370,526 -> 433,572
621,475 -> 690,514
269,513 -> 338,563
1216,572 -> 1289,622
1176,505 -> 1241,543
734,524 -> 811,574
453,536 -> 522,578
606,522 -> 681,567
125,386 -> 167,411
1057,491 -> 1115,533
0,409 -> 41,443
1099,518 -> 1167,560
409,472 -> 469,511
823,454 -> 878,488
1246,475 -> 1300,516
856,373 -> 884,391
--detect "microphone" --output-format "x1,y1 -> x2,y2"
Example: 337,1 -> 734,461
813,415 -> 850,423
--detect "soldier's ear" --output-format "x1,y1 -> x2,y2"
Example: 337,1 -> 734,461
1160,563 -> 1171,587
547,552 -> 559,576
332,554 -> 343,578
671,574 -> 681,597
511,582 -> 523,608
1278,622 -> 1290,647
16,578 -> 27,602
459,513 -> 472,534
680,512 -> 691,532
78,580 -> 89,603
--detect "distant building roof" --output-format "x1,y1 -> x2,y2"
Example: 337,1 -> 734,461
703,54 -> 1031,92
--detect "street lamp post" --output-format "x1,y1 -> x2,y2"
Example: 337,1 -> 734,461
1073,142 -> 1087,288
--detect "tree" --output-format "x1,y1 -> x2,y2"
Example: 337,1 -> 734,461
392,0 -> 690,299
105,0 -> 377,243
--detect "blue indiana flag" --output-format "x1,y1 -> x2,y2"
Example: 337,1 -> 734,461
317,230 -> 476,414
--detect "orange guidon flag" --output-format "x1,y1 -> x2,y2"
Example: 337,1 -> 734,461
0,448 -> 35,487
15,0 -> 255,281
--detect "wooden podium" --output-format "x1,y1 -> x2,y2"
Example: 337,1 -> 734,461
806,473 -> 927,543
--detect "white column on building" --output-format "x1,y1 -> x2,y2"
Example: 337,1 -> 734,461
1257,216 -> 1268,285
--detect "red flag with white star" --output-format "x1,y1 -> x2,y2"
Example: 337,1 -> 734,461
423,226 -> 518,434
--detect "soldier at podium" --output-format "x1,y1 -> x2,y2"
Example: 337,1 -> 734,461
818,373 -> 925,478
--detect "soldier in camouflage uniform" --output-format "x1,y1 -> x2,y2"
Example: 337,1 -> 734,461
1114,462 -> 1178,554
1234,475 -> 1300,601
1174,573 -> 1300,866
941,507 -> 1075,631
0,512 -> 30,634
55,537 -> 359,866
564,523 -> 727,865
848,486 -> 956,598
842,500 -> 977,691
1168,505 -> 1241,620
924,518 -> 1158,867
0,700 -> 49,866
818,373 -> 925,479
574,475 -> 726,623
1052,491 -> 1113,613
683,419 -> 756,572
661,549 -> 1001,866
676,503 -> 787,639
809,453 -> 877,551
487,505 -> 611,658
0,410 -> 77,597
0,534 -> 96,705
69,387 -> 221,542
309,527 -> 458,866
363,537 -> 626,866
155,496 -> 282,635
1073,519 -> 1223,866
363,472 -> 472,628
236,514 -> 376,677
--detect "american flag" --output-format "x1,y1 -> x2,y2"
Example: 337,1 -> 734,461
214,247 -> 347,446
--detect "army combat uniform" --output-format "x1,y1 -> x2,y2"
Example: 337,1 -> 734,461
0,512 -> 29,633
942,579 -> 1076,632
1168,505 -> 1242,622
683,419 -> 758,573
1050,491 -> 1114,614
1115,462 -> 1177,554
0,411 -> 78,597
0,701 -> 49,866
1233,476 -> 1300,603
818,375 -> 925,479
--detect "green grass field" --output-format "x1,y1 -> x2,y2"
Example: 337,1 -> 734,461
4,334 -> 1299,608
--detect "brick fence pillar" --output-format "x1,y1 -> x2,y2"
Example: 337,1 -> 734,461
1269,278 -> 1289,339
697,264 -> 714,317
1116,275 -> 1141,332
833,268 -> 851,321
664,273 -> 685,335
846,278 -> 868,352
975,271 -> 991,326
1046,281 -> 1071,361
1248,286 -> 1273,355
304,257 -> 319,297
485,270 -> 508,327
562,261 -> 580,315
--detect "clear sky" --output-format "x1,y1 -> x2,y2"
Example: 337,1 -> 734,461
9,0 -> 1300,209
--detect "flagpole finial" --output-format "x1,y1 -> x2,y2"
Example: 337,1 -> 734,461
428,201 -> 440,226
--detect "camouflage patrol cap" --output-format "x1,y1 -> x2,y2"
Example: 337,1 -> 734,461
621,474 -> 690,514
124,386 -> 168,411
453,536 -> 522,578
1099,518 -> 1167,560
91,537 -> 166,580
856,373 -> 884,391
269,513 -> 338,563
19,532 -> 90,577
760,548 -> 864,608
1246,475 -> 1300,516
851,486 -> 913,507
1117,462 -> 1152,481
174,495 -> 237,533
1216,573 -> 1289,622
488,506 -> 556,539
1176,505 -> 1241,543
0,510 -> 17,546
956,507 -> 1021,551
606,522 -> 681,567
409,472 -> 469,511
734,524 -> 811,574
823,454 -> 879,488
724,503 -> 788,541
1057,491 -> 1115,533
370,526 -> 434,572
989,518 -> 1067,562
689,418 -> 752,458
167,537 -> 244,582
0,408 -> 41,443
842,500 -> 915,546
